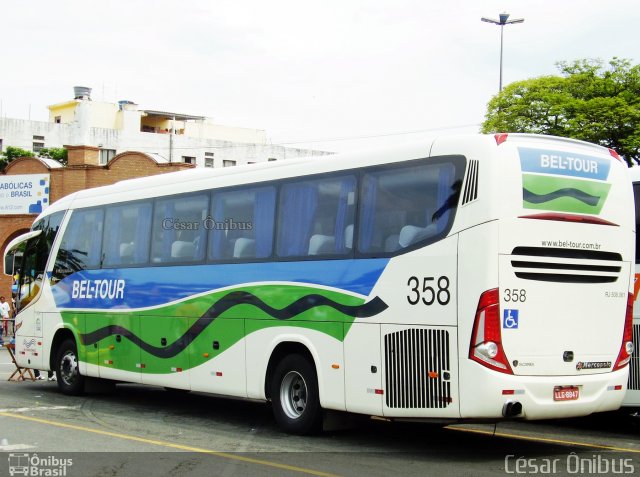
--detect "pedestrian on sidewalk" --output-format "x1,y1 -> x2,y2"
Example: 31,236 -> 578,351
0,296 -> 10,337
33,369 -> 55,381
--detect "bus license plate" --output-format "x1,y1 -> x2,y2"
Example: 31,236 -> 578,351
553,386 -> 579,401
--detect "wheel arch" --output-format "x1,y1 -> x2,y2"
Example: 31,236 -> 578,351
49,327 -> 77,370
264,340 -> 318,401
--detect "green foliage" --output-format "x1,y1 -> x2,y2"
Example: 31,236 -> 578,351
0,146 -> 68,171
482,58 -> 640,166
39,147 -> 68,165
0,146 -> 35,172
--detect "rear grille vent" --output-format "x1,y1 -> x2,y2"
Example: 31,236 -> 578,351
384,328 -> 451,408
461,160 -> 479,205
510,247 -> 622,283
628,324 -> 640,391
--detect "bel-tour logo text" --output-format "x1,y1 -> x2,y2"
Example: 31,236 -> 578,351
71,279 -> 125,300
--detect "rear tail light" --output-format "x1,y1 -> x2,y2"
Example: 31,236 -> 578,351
609,148 -> 622,162
469,288 -> 513,374
613,293 -> 634,370
494,133 -> 509,145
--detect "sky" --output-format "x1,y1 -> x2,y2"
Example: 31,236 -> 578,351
1,0 -> 639,153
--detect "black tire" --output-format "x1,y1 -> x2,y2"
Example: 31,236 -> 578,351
270,353 -> 322,435
55,338 -> 85,395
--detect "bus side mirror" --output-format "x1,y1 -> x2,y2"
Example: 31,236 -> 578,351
3,252 -> 15,277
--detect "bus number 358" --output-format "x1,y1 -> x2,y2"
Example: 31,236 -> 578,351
407,276 -> 450,306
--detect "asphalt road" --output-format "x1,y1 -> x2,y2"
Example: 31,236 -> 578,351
0,347 -> 638,477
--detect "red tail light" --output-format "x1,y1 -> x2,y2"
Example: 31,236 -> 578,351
613,293 -> 634,370
469,288 -> 513,374
494,133 -> 509,145
609,148 -> 622,162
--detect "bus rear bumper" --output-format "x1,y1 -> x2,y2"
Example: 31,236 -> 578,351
460,367 -> 629,420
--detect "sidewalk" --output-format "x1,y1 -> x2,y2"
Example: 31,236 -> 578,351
0,345 -> 15,380
0,343 -> 53,381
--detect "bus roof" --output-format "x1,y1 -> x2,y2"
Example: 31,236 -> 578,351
41,133 -> 622,215
45,137 -> 448,213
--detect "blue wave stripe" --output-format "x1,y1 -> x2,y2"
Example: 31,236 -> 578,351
523,187 -> 600,206
51,259 -> 389,309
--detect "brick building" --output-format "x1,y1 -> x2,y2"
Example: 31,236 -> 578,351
0,146 -> 193,296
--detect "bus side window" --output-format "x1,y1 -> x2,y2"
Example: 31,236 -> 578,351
357,161 -> 459,255
277,175 -> 356,258
103,202 -> 152,267
209,186 -> 276,261
54,209 -> 104,280
151,193 -> 209,263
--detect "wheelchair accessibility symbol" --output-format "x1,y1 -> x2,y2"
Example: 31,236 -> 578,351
503,309 -> 519,329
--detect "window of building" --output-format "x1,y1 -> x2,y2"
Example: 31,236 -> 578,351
182,156 -> 195,165
103,201 -> 153,267
32,135 -> 45,141
99,149 -> 116,165
33,142 -> 45,153
357,159 -> 461,255
204,152 -> 215,168
223,160 -> 236,167
277,175 -> 356,258
151,193 -> 209,263
268,157 -> 277,162
209,186 -> 276,261
54,116 -> 62,124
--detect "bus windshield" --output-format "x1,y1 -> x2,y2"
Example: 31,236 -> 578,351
16,211 -> 64,311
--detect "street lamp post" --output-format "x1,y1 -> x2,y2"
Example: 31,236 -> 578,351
481,12 -> 524,92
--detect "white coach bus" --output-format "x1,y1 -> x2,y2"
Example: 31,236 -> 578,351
4,133 -> 635,434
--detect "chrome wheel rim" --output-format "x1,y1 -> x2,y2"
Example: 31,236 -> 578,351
279,371 -> 308,419
60,350 -> 78,386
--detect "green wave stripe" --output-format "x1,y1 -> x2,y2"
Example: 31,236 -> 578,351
522,174 -> 611,214
61,284 -> 366,375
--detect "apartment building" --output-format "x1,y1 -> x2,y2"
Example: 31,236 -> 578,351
0,86 -> 331,168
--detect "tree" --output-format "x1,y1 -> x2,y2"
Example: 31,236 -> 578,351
0,146 -> 35,172
39,147 -> 68,166
481,58 -> 640,166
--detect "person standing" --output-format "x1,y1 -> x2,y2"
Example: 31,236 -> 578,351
33,369 -> 55,381
0,296 -> 10,337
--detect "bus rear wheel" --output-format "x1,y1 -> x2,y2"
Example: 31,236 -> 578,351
55,338 -> 85,395
270,354 -> 322,435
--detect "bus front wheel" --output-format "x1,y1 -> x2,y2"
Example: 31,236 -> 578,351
270,353 -> 322,435
55,338 -> 85,395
